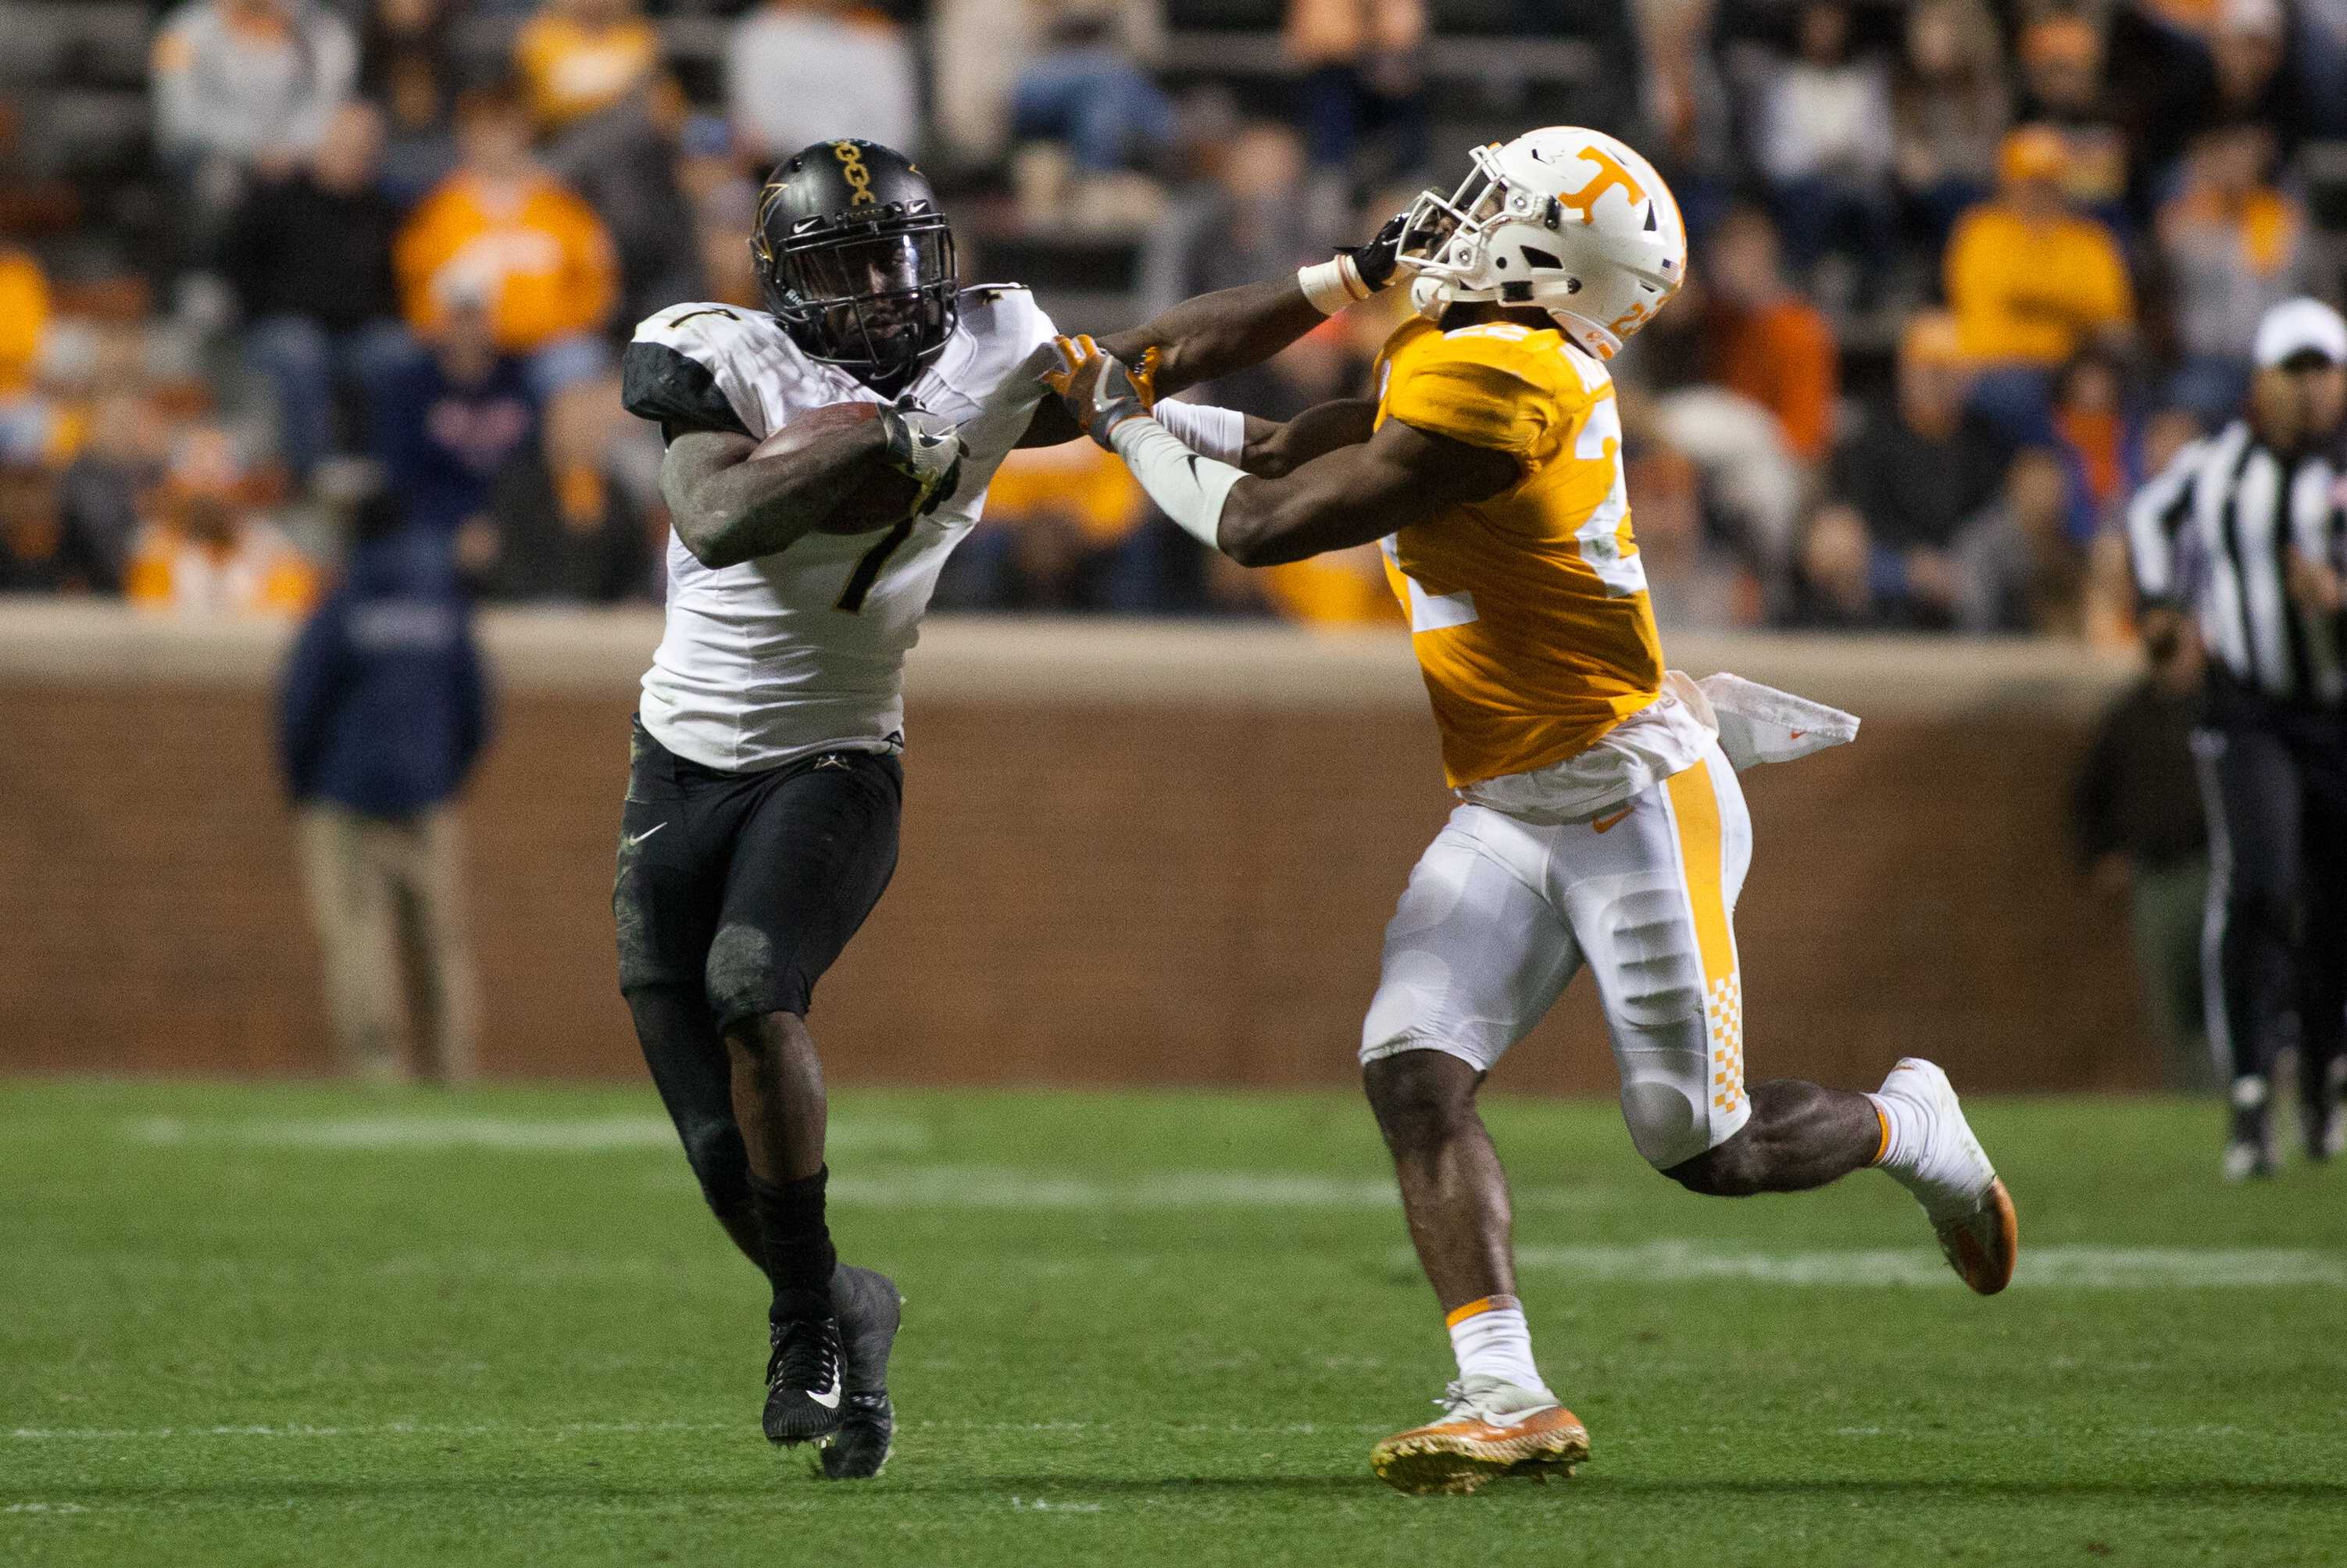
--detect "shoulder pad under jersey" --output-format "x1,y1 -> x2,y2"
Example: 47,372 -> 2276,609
623,303 -> 779,443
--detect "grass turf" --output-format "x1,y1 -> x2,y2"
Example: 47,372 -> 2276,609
4,1080 -> 2345,1566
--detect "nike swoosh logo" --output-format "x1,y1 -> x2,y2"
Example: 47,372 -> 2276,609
1472,1404 -> 1556,1430
1788,730 -> 1806,741
622,822 -> 667,848
1591,805 -> 1634,833
809,1381 -> 841,1411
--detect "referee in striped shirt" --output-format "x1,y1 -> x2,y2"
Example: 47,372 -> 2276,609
2127,297 -> 2347,1179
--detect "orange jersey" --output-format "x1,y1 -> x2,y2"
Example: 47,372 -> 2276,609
513,14 -> 659,129
1373,316 -> 1665,787
395,173 -> 617,353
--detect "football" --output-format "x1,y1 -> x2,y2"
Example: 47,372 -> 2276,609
751,402 -> 924,535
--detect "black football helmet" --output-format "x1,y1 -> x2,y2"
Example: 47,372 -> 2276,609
752,139 -> 958,393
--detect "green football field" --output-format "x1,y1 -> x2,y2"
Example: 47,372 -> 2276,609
5,1080 -> 2345,1566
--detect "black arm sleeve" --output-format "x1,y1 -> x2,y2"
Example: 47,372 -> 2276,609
620,341 -> 753,445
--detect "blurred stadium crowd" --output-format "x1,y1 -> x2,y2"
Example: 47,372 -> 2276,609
0,0 -> 2343,628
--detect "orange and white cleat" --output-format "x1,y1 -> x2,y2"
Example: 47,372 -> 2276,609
1370,1375 -> 1589,1496
1876,1058 -> 2019,1295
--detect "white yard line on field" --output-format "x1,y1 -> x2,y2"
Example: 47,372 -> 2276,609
5,1419 -> 1379,1444
117,1115 -> 931,1155
4,1420 -> 727,1441
819,1166 -> 1617,1212
1506,1240 -> 2347,1288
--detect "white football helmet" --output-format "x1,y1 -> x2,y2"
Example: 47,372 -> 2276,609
1403,127 -> 1688,360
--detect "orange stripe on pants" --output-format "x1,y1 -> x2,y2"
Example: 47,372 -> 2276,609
1663,758 -> 1744,1116
1662,759 -> 1734,984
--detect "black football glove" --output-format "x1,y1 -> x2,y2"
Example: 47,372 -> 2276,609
1343,209 -> 1437,294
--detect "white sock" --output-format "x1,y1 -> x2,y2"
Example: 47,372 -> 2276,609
1445,1296 -> 1547,1395
1866,1090 -> 1926,1183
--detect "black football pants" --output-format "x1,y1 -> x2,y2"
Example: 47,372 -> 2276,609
2193,719 -> 2347,1109
613,717 -> 902,1223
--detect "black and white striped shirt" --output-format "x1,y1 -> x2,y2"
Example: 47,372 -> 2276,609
2127,421 -> 2347,709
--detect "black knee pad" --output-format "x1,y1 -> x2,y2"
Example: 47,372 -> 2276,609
681,1115 -> 753,1223
706,921 -> 812,1027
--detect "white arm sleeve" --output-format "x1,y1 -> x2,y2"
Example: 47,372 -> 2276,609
1148,400 -> 1248,466
1108,416 -> 1249,550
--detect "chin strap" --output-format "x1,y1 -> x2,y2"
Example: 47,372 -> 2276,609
1107,417 -> 1249,550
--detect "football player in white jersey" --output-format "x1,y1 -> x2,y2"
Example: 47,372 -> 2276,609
612,138 -> 1416,1473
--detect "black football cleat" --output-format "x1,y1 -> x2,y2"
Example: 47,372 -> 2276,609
824,1391 -> 895,1480
763,1316 -> 845,1446
823,1264 -> 901,1480
2223,1099 -> 2279,1182
2305,1058 -> 2345,1163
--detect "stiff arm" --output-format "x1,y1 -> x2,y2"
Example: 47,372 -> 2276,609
1014,277 -> 1334,450
1017,213 -> 1415,448
1041,338 -> 1517,566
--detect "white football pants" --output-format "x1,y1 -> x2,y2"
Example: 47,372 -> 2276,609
1360,738 -> 1753,1170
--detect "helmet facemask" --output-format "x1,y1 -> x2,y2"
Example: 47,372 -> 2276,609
1402,132 -> 1684,360
756,213 -> 958,392
1399,145 -> 1513,284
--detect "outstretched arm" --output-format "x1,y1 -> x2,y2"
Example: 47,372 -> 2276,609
1116,210 -> 1420,397
1016,213 -> 1421,448
1094,277 -> 1329,403
1041,337 -> 1512,563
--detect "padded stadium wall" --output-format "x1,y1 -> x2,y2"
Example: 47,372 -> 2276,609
0,606 -> 2154,1092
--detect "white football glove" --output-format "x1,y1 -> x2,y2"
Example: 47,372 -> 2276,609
877,403 -> 965,512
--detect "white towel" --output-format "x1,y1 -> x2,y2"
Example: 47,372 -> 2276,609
1664,670 -> 1859,773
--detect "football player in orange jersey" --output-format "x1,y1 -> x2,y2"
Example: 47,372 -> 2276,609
1044,127 -> 2019,1495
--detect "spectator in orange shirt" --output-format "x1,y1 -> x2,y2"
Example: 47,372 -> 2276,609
0,246 -> 47,401
0,246 -> 57,465
124,427 -> 317,616
513,0 -> 660,134
393,85 -> 618,399
1945,126 -> 2134,441
1697,206 -> 1839,466
1948,127 -> 2135,368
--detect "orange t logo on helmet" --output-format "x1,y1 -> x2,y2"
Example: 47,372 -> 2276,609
1557,147 -> 1645,226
